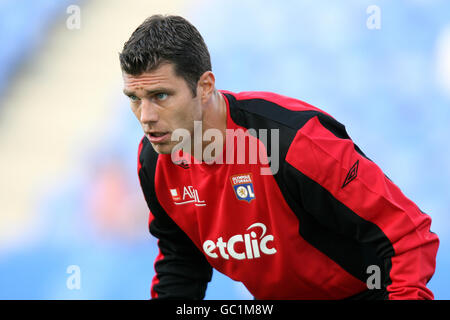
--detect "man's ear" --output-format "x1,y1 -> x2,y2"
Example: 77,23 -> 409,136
197,71 -> 215,103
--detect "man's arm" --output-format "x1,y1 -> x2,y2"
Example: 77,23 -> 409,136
284,115 -> 439,299
138,137 -> 212,299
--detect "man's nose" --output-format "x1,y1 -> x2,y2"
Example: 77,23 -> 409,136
140,99 -> 159,123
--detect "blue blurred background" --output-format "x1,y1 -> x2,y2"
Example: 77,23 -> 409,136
0,0 -> 449,299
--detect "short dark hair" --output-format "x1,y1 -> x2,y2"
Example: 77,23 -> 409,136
119,15 -> 211,97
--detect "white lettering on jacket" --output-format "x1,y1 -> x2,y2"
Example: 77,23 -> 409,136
203,223 -> 276,260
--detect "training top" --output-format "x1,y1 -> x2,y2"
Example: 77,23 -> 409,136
137,90 -> 439,300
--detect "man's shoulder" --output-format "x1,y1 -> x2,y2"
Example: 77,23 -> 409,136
220,90 -> 337,132
220,90 -> 332,117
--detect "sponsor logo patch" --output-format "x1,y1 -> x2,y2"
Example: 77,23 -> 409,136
203,222 -> 276,260
170,186 -> 206,206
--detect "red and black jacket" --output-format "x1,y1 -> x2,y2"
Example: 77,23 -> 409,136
137,90 -> 439,300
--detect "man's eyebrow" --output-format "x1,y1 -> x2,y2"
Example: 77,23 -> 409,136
123,88 -> 174,97
123,89 -> 134,96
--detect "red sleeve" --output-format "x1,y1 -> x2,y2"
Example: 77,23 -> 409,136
286,116 -> 439,300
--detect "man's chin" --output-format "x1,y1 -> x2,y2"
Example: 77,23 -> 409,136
149,142 -> 173,155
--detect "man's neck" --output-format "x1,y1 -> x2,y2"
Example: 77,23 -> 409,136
198,90 -> 228,163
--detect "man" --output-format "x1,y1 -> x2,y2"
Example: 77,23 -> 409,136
119,15 -> 439,299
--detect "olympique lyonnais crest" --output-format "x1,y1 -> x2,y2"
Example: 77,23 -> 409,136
230,173 -> 255,203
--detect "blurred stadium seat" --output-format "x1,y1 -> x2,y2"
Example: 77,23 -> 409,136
0,0 -> 74,99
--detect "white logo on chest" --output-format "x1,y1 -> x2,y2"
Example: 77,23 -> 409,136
170,186 -> 206,207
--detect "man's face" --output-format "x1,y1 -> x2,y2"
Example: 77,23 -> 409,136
123,63 -> 202,154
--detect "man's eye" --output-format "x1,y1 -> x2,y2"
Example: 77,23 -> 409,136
155,93 -> 168,101
128,95 -> 139,102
